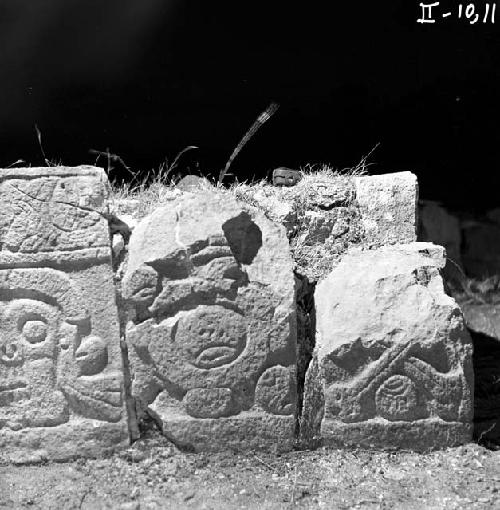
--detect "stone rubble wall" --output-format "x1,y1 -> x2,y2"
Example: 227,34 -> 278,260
0,166 -> 474,462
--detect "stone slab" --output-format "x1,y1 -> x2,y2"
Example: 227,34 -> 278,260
0,167 -> 128,463
122,189 -> 297,452
301,242 -> 473,450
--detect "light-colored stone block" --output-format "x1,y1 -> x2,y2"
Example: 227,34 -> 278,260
123,189 -> 297,452
354,172 -> 418,247
301,242 -> 473,450
0,167 -> 128,463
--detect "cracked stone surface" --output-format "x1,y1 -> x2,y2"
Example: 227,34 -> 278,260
0,167 -> 128,463
122,188 -> 297,452
301,242 -> 474,450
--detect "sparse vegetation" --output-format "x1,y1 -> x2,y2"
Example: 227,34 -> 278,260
2,439 -> 499,509
107,151 -> 374,222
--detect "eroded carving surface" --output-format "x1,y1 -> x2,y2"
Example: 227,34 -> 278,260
0,168 -> 109,253
124,191 -> 296,451
323,338 -> 466,425
302,243 -> 473,450
0,167 -> 127,463
0,269 -> 123,430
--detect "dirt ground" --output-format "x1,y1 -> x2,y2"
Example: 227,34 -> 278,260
2,435 -> 500,510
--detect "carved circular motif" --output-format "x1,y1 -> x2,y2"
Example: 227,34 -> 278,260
22,320 -> 48,344
0,342 -> 21,365
375,375 -> 418,421
175,307 -> 247,370
254,365 -> 294,415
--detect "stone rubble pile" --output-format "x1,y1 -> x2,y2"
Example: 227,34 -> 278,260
0,166 -> 474,463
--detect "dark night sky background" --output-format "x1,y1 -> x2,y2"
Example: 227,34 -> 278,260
1,0 -> 500,211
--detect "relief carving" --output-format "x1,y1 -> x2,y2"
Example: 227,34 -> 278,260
323,339 -> 465,424
302,243 -> 473,450
0,268 -> 123,430
0,167 -> 127,462
0,169 -> 109,253
124,194 -> 297,450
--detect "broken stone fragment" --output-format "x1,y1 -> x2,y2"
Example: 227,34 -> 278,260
122,188 -> 297,452
301,242 -> 473,450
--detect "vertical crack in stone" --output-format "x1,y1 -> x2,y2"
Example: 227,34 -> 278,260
294,271 -> 316,438
109,217 -> 140,442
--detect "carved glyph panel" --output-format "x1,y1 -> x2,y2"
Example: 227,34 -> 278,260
0,167 -> 127,463
302,243 -> 473,450
124,192 -> 297,451
0,167 -> 109,255
0,268 -> 123,430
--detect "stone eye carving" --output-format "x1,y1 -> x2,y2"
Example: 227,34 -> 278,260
173,307 -> 247,370
22,320 -> 48,344
194,345 -> 241,370
0,343 -> 20,364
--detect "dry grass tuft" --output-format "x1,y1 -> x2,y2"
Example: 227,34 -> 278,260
108,144 -> 378,221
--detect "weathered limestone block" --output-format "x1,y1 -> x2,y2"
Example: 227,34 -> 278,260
301,242 -> 473,450
235,171 -> 417,283
354,172 -> 418,248
0,167 -> 128,463
123,189 -> 296,451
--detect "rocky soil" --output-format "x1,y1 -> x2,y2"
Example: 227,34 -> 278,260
2,435 -> 500,509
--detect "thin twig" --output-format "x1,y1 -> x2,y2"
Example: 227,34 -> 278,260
166,145 -> 198,175
6,159 -> 26,168
253,454 -> 276,471
34,124 -> 52,166
345,142 -> 380,174
89,148 -> 134,177
478,422 -> 497,444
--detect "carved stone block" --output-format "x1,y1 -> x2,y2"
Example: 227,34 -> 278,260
301,242 -> 473,450
123,190 -> 296,451
0,167 -> 128,463
354,172 -> 418,248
